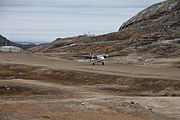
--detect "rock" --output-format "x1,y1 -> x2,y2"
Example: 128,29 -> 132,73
130,101 -> 135,104
81,102 -> 86,105
145,106 -> 152,111
81,102 -> 88,105
5,76 -> 16,80
6,87 -> 10,90
8,97 -> 12,100
119,0 -> 180,31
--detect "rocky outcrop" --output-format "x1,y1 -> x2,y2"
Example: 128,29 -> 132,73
117,0 -> 180,57
119,0 -> 180,31
30,0 -> 180,58
0,35 -> 36,50
0,35 -> 17,47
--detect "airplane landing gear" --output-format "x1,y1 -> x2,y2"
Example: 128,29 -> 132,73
92,62 -> 105,65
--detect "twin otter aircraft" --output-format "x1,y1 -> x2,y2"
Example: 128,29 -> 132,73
88,54 -> 108,65
74,54 -> 121,65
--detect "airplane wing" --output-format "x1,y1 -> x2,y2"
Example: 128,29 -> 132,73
103,54 -> 124,58
74,54 -> 124,59
108,54 -> 123,57
73,55 -> 91,59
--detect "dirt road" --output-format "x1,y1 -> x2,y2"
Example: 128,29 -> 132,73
0,53 -> 180,80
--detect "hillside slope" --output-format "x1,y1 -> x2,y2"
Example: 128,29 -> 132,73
0,35 -> 19,47
0,35 -> 36,50
29,0 -> 180,58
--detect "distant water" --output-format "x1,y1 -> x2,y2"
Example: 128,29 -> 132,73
0,0 -> 164,43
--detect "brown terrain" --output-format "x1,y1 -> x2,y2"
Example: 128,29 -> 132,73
0,0 -> 180,120
0,53 -> 180,120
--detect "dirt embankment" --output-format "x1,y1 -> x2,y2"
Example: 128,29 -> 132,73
0,63 -> 179,97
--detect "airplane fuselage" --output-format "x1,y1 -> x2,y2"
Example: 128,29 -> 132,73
90,55 -> 105,65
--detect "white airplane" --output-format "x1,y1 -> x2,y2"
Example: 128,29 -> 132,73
74,54 -> 121,65
89,54 -> 108,65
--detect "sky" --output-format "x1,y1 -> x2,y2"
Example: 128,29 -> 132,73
0,0 -> 164,43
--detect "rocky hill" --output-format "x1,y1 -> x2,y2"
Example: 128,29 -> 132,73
0,35 -> 36,50
29,0 -> 180,58
0,35 -> 18,47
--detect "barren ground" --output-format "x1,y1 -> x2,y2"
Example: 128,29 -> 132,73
0,53 -> 179,120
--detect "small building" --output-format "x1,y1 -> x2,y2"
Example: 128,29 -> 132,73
0,46 -> 22,52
